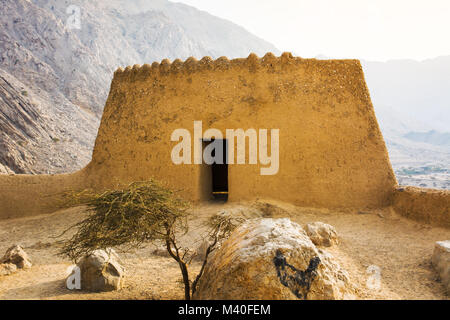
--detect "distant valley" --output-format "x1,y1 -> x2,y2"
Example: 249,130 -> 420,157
362,58 -> 450,189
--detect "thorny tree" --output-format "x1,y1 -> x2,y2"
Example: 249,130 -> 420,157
58,180 -> 241,299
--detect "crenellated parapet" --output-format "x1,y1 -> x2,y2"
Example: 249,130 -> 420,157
112,52 -> 362,82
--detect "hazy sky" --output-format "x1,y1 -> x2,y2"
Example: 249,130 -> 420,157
173,0 -> 450,61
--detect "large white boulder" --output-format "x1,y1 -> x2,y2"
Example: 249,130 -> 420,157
432,240 -> 450,294
76,249 -> 124,292
194,218 -> 353,300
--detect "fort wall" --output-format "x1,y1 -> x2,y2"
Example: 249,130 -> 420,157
84,52 -> 397,209
0,52 -> 404,219
393,187 -> 450,228
0,169 -> 89,219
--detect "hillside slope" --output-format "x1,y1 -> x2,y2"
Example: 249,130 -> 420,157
0,0 -> 279,174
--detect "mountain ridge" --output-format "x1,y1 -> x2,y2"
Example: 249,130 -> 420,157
0,0 -> 279,174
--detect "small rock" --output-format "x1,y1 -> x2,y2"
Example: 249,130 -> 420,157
304,222 -> 339,247
76,248 -> 124,292
1,245 -> 32,269
431,240 -> 450,294
0,263 -> 17,276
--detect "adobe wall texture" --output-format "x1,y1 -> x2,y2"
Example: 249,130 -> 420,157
0,169 -> 88,219
84,52 -> 397,208
0,52 -> 402,219
393,187 -> 450,228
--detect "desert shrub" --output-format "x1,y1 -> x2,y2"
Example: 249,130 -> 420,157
59,180 -> 240,299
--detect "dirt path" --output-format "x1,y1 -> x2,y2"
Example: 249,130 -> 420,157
0,201 -> 448,300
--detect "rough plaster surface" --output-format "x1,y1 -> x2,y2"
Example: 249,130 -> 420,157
393,186 -> 450,228
0,170 -> 88,219
87,52 -> 396,207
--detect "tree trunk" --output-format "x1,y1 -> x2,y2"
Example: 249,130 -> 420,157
179,261 -> 190,300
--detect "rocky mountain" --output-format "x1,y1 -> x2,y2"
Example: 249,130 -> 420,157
403,131 -> 450,147
0,67 -> 97,174
0,0 -> 278,174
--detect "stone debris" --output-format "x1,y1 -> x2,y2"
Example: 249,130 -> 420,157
304,222 -> 339,247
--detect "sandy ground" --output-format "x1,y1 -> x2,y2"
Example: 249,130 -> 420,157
0,200 -> 448,300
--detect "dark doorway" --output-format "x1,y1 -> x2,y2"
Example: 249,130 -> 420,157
203,139 -> 228,201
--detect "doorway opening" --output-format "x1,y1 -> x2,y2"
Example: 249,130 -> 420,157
203,139 -> 228,201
